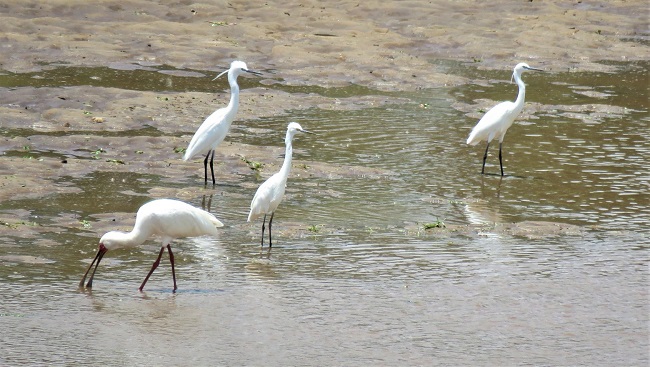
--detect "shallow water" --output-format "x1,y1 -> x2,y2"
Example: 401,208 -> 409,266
1,60 -> 648,365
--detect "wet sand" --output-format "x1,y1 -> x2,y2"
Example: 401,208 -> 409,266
1,0 -> 647,207
1,0 -> 647,85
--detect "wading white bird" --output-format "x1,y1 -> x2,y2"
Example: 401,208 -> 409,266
247,122 -> 313,247
466,62 -> 543,176
183,60 -> 262,186
79,199 -> 224,292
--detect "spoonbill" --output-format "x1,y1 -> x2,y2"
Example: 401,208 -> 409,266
79,198 -> 224,292
466,62 -> 542,176
183,60 -> 261,185
247,122 -> 313,247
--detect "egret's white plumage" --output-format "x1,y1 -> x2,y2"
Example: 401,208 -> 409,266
466,62 -> 542,176
183,60 -> 261,185
248,122 -> 313,247
79,199 -> 224,292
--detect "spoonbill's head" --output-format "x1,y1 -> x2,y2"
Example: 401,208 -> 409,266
98,231 -> 128,251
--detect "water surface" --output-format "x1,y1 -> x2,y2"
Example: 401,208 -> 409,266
1,61 -> 648,365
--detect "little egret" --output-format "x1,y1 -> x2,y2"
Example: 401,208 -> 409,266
183,60 -> 262,185
247,122 -> 313,247
466,62 -> 543,176
79,199 -> 224,292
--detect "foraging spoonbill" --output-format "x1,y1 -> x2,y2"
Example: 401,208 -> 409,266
79,198 -> 224,292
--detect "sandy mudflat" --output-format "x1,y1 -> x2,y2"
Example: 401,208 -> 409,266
0,0 -> 647,89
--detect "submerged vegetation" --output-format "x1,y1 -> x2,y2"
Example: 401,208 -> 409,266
423,218 -> 446,229
241,156 -> 264,171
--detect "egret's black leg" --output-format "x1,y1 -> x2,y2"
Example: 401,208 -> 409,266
209,150 -> 216,186
167,244 -> 177,292
268,213 -> 275,248
203,150 -> 211,186
498,142 -> 504,176
481,142 -> 490,174
260,214 -> 267,247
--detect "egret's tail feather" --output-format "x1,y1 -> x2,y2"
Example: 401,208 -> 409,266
466,131 -> 480,146
247,209 -> 262,223
212,217 -> 224,228
182,150 -> 192,161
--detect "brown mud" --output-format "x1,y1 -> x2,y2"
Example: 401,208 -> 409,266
1,0 -> 648,239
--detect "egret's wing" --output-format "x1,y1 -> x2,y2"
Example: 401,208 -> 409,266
248,181 -> 274,221
183,108 -> 229,160
466,101 -> 514,145
248,175 -> 286,221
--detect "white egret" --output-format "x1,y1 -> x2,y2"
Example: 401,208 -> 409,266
247,122 -> 313,247
183,60 -> 262,185
79,198 -> 224,292
466,62 -> 543,176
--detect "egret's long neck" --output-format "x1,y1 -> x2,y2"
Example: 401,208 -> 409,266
513,72 -> 527,111
279,134 -> 294,181
226,73 -> 240,115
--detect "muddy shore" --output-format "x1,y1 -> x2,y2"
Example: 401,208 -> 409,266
0,0 -> 648,237
1,0 -> 646,86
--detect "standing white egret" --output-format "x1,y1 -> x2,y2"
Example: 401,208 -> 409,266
247,122 -> 313,247
183,60 -> 262,185
466,62 -> 543,176
79,199 -> 224,292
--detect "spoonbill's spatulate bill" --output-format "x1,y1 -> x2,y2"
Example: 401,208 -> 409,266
183,60 -> 261,186
247,122 -> 313,248
79,199 -> 224,292
466,62 -> 542,176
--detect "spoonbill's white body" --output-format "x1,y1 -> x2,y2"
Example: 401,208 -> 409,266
466,62 -> 542,176
183,60 -> 261,185
248,122 -> 313,247
79,198 -> 224,292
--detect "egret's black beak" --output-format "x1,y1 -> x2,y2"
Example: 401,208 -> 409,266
524,66 -> 544,72
245,69 -> 263,76
299,129 -> 315,135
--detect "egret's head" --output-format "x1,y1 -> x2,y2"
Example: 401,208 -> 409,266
214,60 -> 262,80
512,63 -> 543,83
285,122 -> 314,143
287,122 -> 304,133
230,60 -> 249,74
287,122 -> 314,135
514,62 -> 543,74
